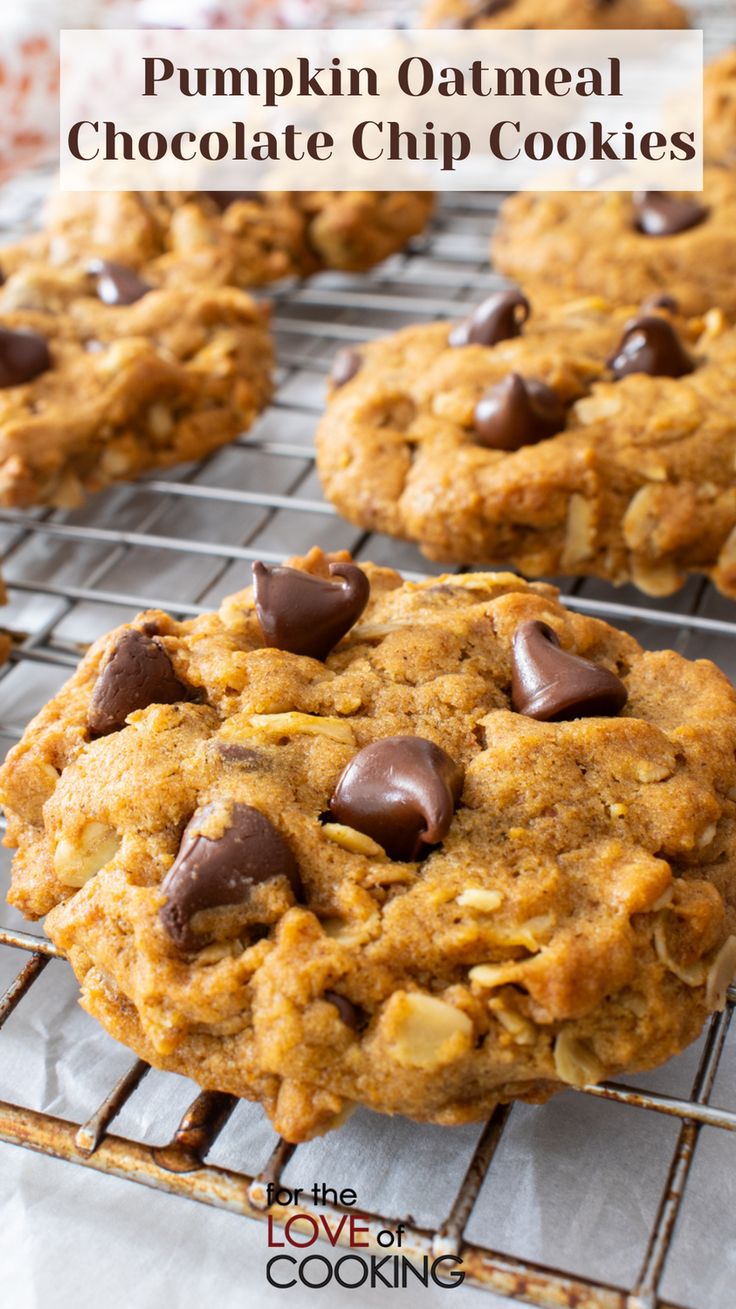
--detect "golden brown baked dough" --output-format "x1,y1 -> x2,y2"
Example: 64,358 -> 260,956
423,0 -> 688,29
705,48 -> 736,167
28,190 -> 435,289
492,170 -> 736,320
3,548 -> 735,1143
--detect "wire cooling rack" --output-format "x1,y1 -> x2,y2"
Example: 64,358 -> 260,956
2,3 -> 736,1303
0,177 -> 735,1309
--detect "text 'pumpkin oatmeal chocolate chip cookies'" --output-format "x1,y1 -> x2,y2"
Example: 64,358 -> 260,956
423,0 -> 688,29
3,546 -> 736,1143
316,290 -> 736,599
493,169 -> 736,320
0,258 -> 273,509
705,49 -> 736,167
35,190 -> 435,290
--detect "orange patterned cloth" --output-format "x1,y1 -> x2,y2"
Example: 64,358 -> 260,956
0,1 -> 371,183
0,30 -> 58,182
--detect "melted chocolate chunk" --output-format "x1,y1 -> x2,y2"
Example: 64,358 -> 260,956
511,620 -> 628,721
88,629 -> 194,737
633,192 -> 709,238
330,347 -> 362,388
473,373 -> 566,450
0,327 -> 51,388
449,290 -> 530,349
160,801 -> 303,951
329,736 -> 464,862
607,314 -> 695,380
88,259 -> 153,306
252,561 -> 370,661
323,990 -> 366,1030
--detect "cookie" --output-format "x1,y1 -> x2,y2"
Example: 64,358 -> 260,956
3,547 -> 736,1143
423,0 -> 688,29
316,290 -> 736,598
0,259 -> 273,508
28,190 -> 435,289
492,170 -> 736,320
705,49 -> 736,167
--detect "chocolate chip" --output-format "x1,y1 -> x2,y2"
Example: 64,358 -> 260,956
216,743 -> 266,768
88,629 -> 194,737
607,314 -> 694,380
253,561 -> 370,661
0,327 -> 51,388
330,347 -> 362,388
641,293 -> 679,313
324,989 -> 366,1030
449,290 -> 530,349
329,736 -> 464,862
473,373 -> 566,450
511,621 -> 628,721
633,192 -> 709,238
88,259 -> 153,306
160,801 -> 303,951
203,191 -> 261,210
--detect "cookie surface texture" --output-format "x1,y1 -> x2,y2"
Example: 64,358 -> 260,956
3,548 -> 735,1142
317,292 -> 736,598
0,259 -> 273,508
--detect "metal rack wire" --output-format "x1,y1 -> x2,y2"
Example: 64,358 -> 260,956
2,3 -> 736,1301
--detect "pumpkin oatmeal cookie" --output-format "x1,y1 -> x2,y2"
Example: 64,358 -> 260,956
26,190 -> 435,289
492,170 -> 736,319
2,548 -> 735,1142
423,0 -> 688,29
317,289 -> 736,598
0,257 -> 273,508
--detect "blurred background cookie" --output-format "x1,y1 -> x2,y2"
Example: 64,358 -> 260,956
492,171 -> 736,318
423,0 -> 689,29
